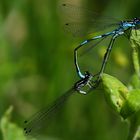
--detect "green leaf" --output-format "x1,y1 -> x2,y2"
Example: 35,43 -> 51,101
120,89 -> 140,119
0,106 -> 33,140
0,106 -> 60,140
101,74 -> 140,119
128,74 -> 140,89
130,29 -> 140,78
101,73 -> 129,113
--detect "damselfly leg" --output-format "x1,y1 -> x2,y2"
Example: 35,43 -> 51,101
74,31 -> 114,79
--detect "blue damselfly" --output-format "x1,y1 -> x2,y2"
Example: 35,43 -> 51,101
23,2 -> 140,137
61,3 -> 140,84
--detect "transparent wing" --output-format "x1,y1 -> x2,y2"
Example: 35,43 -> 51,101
60,3 -> 120,22
80,36 -> 108,57
63,21 -> 119,37
59,3 -> 121,37
23,87 -> 75,137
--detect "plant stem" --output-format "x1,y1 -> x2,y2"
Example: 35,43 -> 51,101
132,45 -> 140,78
127,111 -> 140,140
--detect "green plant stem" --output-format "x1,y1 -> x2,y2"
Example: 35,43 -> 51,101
127,111 -> 140,140
133,126 -> 140,140
127,29 -> 140,140
130,29 -> 140,78
132,45 -> 140,78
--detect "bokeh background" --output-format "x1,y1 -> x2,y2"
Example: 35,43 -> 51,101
0,0 -> 140,140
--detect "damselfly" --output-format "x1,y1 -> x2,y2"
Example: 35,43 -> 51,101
61,3 -> 140,84
23,71 -> 98,136
23,2 -> 140,137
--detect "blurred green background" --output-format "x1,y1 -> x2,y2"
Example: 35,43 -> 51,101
0,0 -> 140,140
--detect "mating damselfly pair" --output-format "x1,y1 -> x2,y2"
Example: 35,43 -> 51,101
23,2 -> 140,136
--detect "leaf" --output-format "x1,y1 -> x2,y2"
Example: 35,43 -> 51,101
101,74 -> 140,119
120,89 -> 140,119
128,74 -> 140,89
101,73 -> 129,113
0,106 -> 35,140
